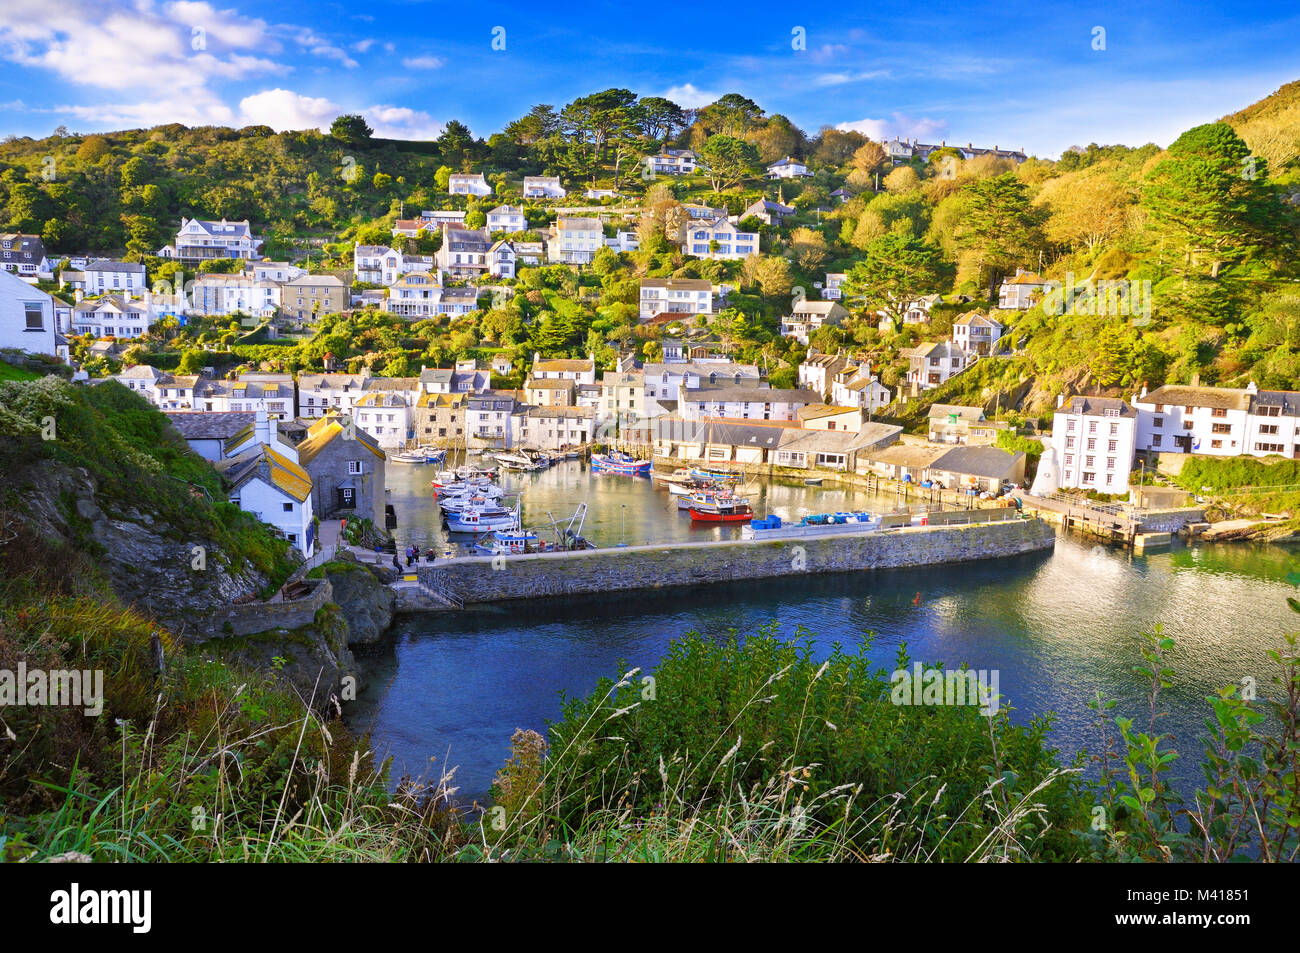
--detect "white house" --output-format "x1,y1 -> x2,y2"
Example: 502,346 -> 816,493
547,218 -> 603,265
605,231 -> 639,253
488,240 -> 517,279
832,365 -> 891,414
353,390 -> 414,450
531,352 -> 596,386
248,260 -> 306,284
384,273 -> 479,319
642,362 -> 763,404
998,268 -> 1046,310
0,269 -> 56,356
638,278 -> 714,321
680,385 -> 821,422
952,311 -> 1004,356
466,391 -> 523,450
519,405 -> 595,451
422,210 -> 469,228
797,352 -> 849,398
448,173 -> 492,196
189,274 -> 280,317
218,373 -> 295,417
739,198 -> 795,226
436,225 -> 491,278
823,273 -> 847,300
876,294 -> 942,332
63,260 -> 146,296
71,295 -> 150,338
486,205 -> 527,233
523,176 -> 565,199
680,217 -> 758,260
216,444 -> 315,555
168,218 -> 262,261
354,244 -> 435,286
584,188 -> 618,200
904,341 -> 970,391
1052,395 -> 1137,494
0,233 -> 54,280
780,301 -> 848,345
765,156 -> 811,179
1132,382 -> 1300,458
297,369 -> 372,419
647,149 -> 698,175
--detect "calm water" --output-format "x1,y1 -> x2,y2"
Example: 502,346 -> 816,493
353,461 -> 1300,801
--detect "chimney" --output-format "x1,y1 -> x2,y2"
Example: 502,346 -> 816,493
255,407 -> 270,446
1056,394 -> 1064,409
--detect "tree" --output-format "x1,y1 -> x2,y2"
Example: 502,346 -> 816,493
749,255 -> 794,298
815,127 -> 868,167
698,94 -> 765,138
1039,167 -> 1135,254
1141,122 -> 1286,278
883,165 -> 920,193
842,233 -> 947,333
699,135 -> 760,191
634,97 -> 687,140
330,114 -> 373,147
953,173 -> 1043,293
437,120 -> 473,166
851,141 -> 887,175
789,227 -> 829,271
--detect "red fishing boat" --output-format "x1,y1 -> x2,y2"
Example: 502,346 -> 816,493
688,496 -> 754,522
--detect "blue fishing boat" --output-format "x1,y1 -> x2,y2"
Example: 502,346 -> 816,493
591,451 -> 651,476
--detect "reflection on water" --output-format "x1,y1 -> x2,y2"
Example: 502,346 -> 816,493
355,462 -> 1300,802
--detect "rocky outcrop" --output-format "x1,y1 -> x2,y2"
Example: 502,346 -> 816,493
319,555 -> 396,646
14,458 -> 271,637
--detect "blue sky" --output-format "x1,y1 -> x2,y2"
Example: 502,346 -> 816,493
0,0 -> 1297,157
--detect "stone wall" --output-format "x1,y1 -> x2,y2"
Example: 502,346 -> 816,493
204,578 -> 334,639
416,517 -> 1054,607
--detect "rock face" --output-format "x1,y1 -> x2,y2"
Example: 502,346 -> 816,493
321,557 -> 396,646
16,458 -> 270,637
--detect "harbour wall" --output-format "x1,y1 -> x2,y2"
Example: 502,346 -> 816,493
408,516 -> 1055,608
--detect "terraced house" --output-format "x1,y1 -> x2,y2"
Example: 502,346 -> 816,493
1132,382 -> 1300,459
519,406 -> 594,451
72,295 -> 149,338
436,225 -> 492,278
548,218 -> 603,265
466,391 -> 523,450
297,369 -> 372,419
283,274 -> 345,323
412,392 -> 466,448
216,444 -> 314,555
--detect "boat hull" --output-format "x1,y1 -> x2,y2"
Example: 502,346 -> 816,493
688,507 -> 754,522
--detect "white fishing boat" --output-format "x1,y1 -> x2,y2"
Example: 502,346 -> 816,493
440,491 -> 506,514
445,504 -> 520,534
494,452 -> 541,472
474,529 -> 541,555
390,448 -> 444,464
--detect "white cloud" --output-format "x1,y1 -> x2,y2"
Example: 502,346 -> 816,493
237,88 -> 339,131
352,38 -> 376,53
290,28 -> 358,69
402,55 -> 444,70
232,89 -> 444,140
814,70 -> 891,87
163,2 -> 276,51
659,84 -> 721,109
55,89 -> 236,128
837,113 -> 948,143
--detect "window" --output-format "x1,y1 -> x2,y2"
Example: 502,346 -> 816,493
1064,454 -> 1074,465
1087,438 -> 1096,450
1152,434 -> 1162,447
1153,417 -> 1163,428
1211,408 -> 1227,418
1255,442 -> 1284,453
282,502 -> 293,512
1107,457 -> 1116,470
23,303 -> 43,330
1065,436 -> 1075,449
1108,440 -> 1117,452
347,460 -> 362,475
1211,423 -> 1231,434
1067,419 -> 1076,432
1211,439 -> 1222,449
1083,472 -> 1095,484
1109,423 -> 1118,435
1085,455 -> 1095,467
1088,421 -> 1097,433
1260,424 -> 1279,435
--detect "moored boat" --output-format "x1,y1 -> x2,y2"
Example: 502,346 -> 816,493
689,465 -> 740,483
591,451 -> 652,476
444,503 -> 520,534
688,497 -> 754,522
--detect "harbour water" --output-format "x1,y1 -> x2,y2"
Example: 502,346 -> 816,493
352,461 -> 1300,802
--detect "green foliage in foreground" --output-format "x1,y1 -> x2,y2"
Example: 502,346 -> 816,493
0,376 -> 296,586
